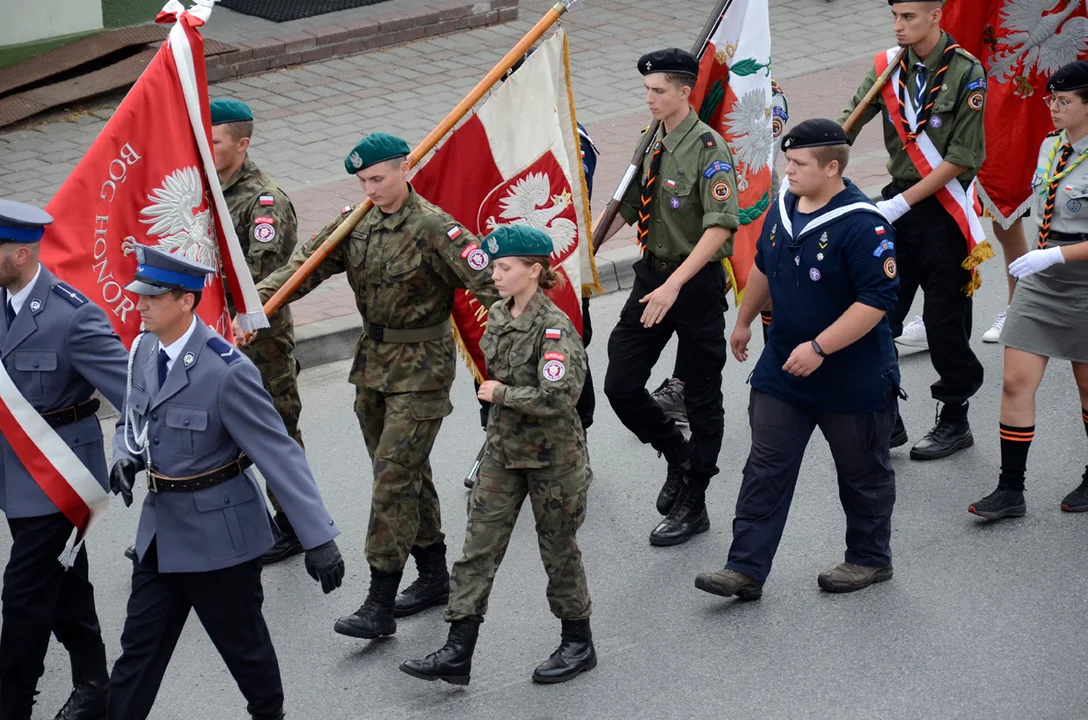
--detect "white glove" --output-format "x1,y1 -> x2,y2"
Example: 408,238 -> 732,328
875,194 -> 911,223
1008,246 -> 1065,279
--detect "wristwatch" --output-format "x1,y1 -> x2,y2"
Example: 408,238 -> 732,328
810,339 -> 827,358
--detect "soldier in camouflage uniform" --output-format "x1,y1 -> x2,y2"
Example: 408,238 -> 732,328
210,98 -> 306,564
401,225 -> 595,687
253,133 -> 501,640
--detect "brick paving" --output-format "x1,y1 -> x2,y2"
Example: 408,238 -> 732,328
0,0 -> 901,329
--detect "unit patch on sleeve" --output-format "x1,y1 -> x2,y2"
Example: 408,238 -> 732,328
711,181 -> 731,202
542,358 -> 566,382
460,242 -> 489,270
254,223 -> 276,243
544,351 -> 566,362
447,225 -> 463,241
703,160 -> 733,178
883,257 -> 897,279
967,91 -> 985,111
873,239 -> 895,257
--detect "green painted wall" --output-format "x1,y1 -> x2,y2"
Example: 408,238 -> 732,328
102,0 -> 164,28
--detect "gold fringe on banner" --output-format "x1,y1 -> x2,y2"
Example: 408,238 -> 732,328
960,239 -> 995,296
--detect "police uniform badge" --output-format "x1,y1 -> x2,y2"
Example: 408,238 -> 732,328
183,351 -> 195,367
29,298 -> 41,312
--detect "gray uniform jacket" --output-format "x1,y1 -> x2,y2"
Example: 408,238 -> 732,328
1031,131 -> 1088,234
0,265 -> 129,519
113,319 -> 338,573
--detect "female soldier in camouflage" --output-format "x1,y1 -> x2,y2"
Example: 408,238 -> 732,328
400,225 -> 596,686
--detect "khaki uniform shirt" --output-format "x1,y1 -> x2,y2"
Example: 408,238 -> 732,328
619,109 -> 740,263
221,156 -> 297,338
1031,132 -> 1088,235
838,33 -> 986,187
483,289 -> 588,471
257,189 -> 501,392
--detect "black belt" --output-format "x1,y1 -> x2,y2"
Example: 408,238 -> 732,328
1047,230 -> 1088,243
364,319 -> 450,343
147,455 -> 253,493
645,252 -> 682,275
41,398 -> 100,429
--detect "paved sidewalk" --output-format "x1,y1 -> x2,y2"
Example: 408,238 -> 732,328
0,0 -> 901,352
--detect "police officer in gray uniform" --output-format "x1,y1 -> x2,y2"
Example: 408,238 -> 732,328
0,199 -> 128,720
108,245 -> 345,720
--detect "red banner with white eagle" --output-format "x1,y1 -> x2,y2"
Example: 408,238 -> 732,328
687,0 -> 773,302
942,0 -> 1088,227
412,29 -> 600,381
40,1 -> 267,347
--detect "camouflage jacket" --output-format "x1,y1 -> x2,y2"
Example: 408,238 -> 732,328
483,289 -> 587,470
257,188 -> 500,392
221,156 -> 298,338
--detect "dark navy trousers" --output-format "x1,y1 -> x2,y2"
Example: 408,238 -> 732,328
726,389 -> 897,584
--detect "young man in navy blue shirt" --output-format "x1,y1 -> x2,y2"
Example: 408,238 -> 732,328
694,119 -> 901,598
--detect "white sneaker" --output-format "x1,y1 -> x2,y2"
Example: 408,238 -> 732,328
982,308 -> 1007,343
896,315 -> 929,349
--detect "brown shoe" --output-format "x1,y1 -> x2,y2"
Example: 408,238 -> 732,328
817,562 -> 893,593
694,568 -> 763,600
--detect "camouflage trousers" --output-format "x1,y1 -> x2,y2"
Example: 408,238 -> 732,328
241,331 -> 304,518
355,387 -> 451,573
445,454 -> 591,622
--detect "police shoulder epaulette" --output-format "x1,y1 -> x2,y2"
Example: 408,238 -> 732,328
207,336 -> 243,365
52,282 -> 87,307
699,132 -> 717,149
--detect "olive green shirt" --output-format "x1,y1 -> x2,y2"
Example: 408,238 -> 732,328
257,188 -> 501,392
838,33 -> 986,187
619,109 -> 740,264
483,289 -> 588,471
221,156 -> 298,337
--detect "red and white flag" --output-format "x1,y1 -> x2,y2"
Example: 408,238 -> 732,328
40,0 -> 268,347
412,30 -> 600,380
942,0 -> 1088,226
688,0 -> 774,303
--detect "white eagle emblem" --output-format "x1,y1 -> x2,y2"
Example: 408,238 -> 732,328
484,172 -> 577,261
725,88 -> 774,192
122,167 -> 219,284
988,0 -> 1088,88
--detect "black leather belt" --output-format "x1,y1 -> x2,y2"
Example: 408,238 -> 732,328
645,252 -> 682,275
1047,230 -> 1088,243
41,398 -> 100,429
148,455 -> 253,493
364,319 -> 451,343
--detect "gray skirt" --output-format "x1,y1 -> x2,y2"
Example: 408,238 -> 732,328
1001,236 -> 1088,363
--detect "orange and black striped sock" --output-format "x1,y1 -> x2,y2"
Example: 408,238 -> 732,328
760,310 -> 772,343
998,423 -> 1035,491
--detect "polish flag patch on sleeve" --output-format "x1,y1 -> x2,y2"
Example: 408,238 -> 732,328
545,328 -> 562,339
447,226 -> 463,240
875,225 -> 886,235
259,195 -> 275,206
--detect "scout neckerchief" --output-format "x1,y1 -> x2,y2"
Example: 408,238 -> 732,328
896,39 -> 959,141
636,139 -> 664,250
876,46 -> 992,295
1037,132 -> 1088,248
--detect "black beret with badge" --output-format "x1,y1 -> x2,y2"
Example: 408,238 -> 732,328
637,48 -> 699,78
780,118 -> 853,151
1047,60 -> 1088,93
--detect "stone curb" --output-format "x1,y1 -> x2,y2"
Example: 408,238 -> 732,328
205,0 -> 518,84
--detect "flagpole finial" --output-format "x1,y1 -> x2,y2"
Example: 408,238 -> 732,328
557,0 -> 581,10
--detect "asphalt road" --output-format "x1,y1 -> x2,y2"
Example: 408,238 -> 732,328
15,256 -> 1088,719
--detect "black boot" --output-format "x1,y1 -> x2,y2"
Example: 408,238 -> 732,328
333,568 -> 402,639
251,710 -> 285,720
532,619 -> 597,684
400,618 -> 481,685
649,482 -> 709,546
395,543 -> 450,618
54,644 -> 108,719
656,441 -> 691,516
890,412 -> 908,448
910,402 -> 974,461
261,514 -> 304,565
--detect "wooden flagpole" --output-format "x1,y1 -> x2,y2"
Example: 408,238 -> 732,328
841,47 -> 907,135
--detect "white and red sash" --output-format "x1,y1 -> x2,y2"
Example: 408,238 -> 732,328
875,48 -> 992,289
0,363 -> 109,568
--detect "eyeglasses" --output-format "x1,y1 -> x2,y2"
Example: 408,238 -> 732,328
1044,95 -> 1083,110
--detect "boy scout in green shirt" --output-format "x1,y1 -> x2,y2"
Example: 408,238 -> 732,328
597,48 -> 739,548
838,0 -> 986,461
211,98 -> 308,565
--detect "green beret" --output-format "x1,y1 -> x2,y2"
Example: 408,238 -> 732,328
484,225 -> 553,259
209,98 -> 253,126
344,132 -> 411,174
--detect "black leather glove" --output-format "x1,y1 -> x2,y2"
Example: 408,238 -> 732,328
305,539 -> 345,594
110,458 -> 137,507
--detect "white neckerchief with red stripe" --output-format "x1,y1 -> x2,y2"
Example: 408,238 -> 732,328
876,47 -> 987,258
0,360 -> 109,568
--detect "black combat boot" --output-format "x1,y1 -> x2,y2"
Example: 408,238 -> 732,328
910,402 -> 974,461
656,440 -> 692,515
395,543 -> 450,618
333,568 -> 402,639
261,514 -> 304,565
400,617 -> 482,685
251,710 -> 285,720
649,482 -> 709,547
531,619 -> 597,684
54,644 -> 108,719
